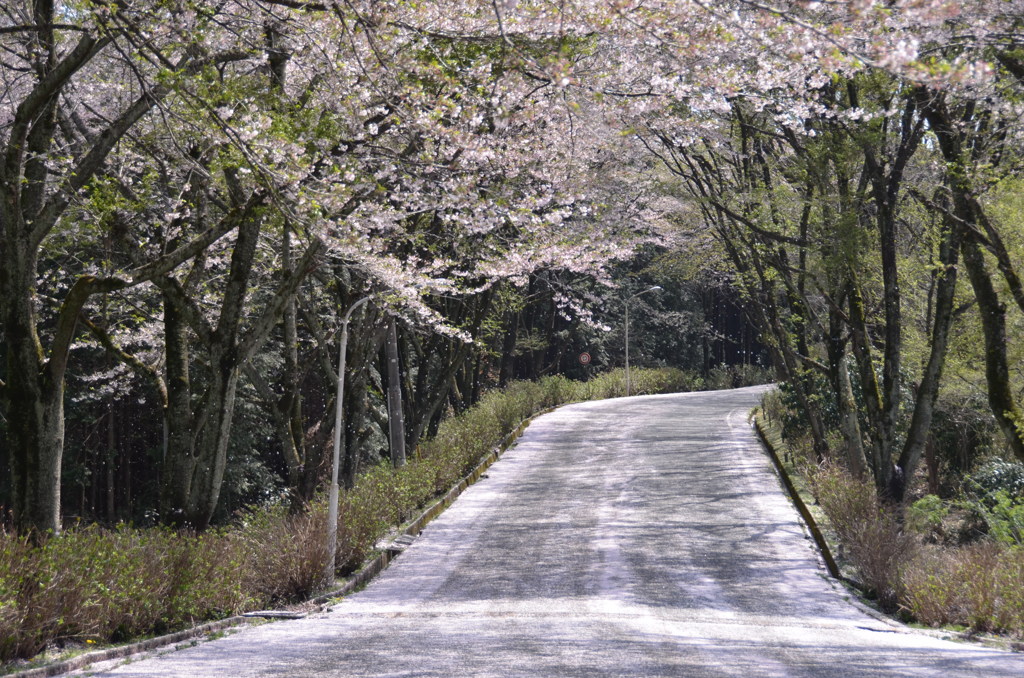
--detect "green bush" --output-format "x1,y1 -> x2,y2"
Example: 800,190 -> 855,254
906,495 -> 949,541
968,458 -> 1024,500
969,491 -> 1024,547
964,459 -> 1024,547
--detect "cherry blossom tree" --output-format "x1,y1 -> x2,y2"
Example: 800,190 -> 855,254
0,0 -> 660,533
0,1 -> 266,534
9,0 -> 1024,533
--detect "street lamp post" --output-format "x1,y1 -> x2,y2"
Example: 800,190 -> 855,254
325,294 -> 373,586
625,286 -> 662,397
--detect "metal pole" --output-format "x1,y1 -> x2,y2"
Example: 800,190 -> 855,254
624,286 -> 662,398
325,295 -> 372,586
625,301 -> 631,397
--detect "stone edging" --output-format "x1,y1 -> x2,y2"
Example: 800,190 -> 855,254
10,408 -> 552,678
751,412 -> 841,580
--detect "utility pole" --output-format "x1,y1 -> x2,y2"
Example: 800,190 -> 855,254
625,286 -> 662,396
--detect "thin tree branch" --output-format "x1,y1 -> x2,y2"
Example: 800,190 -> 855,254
79,313 -> 168,409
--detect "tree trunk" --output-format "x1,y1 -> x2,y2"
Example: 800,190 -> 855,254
184,351 -> 241,529
158,202 -> 259,528
895,205 -> 961,496
386,317 -> 406,468
847,279 -> 891,490
920,88 -> 1024,464
2,233 -> 80,535
960,236 -> 1024,462
159,292 -> 198,525
827,315 -> 868,478
106,402 -> 117,522
280,222 -> 308,507
498,310 -> 517,387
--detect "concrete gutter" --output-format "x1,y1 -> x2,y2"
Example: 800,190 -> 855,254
751,411 -> 841,580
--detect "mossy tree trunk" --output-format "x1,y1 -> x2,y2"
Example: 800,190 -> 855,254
921,88 -> 1024,464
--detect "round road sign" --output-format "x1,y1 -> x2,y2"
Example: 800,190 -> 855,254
579,352 -> 592,365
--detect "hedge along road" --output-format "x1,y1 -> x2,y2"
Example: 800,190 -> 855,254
78,386 -> 1024,678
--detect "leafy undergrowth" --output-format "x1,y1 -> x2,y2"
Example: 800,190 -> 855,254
758,391 -> 1024,639
0,368 -> 717,668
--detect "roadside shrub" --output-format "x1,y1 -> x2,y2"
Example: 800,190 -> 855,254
901,543 -> 1024,635
238,504 -> 328,603
577,367 -> 695,401
334,476 -> 396,573
705,364 -> 770,390
538,374 -> 575,407
579,370 -> 626,399
809,464 -> 916,609
808,463 -> 877,545
760,388 -> 787,426
71,528 -> 176,639
0,531 -> 32,660
17,527 -> 178,649
997,548 -> 1024,634
163,530 -> 255,627
899,547 -> 963,627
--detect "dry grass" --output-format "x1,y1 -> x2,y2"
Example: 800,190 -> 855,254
807,463 -> 917,610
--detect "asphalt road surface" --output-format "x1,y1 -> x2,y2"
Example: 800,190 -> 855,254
80,387 -> 1024,677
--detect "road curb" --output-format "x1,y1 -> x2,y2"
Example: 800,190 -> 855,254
751,411 -> 840,580
6,616 -> 255,678
11,408 -> 553,678
751,408 -> 1023,651
311,406 -> 551,608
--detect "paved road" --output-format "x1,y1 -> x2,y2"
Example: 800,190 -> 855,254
81,387 -> 1024,677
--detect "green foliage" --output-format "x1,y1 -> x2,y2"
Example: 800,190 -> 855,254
929,395 -> 999,476
777,371 -> 840,436
966,491 -> 1024,547
967,458 -> 1024,499
704,364 -> 771,391
906,495 -> 949,541
963,459 -> 1024,546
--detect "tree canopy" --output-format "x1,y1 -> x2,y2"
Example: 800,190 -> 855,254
3,1 -> 1024,533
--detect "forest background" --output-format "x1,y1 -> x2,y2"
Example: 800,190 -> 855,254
3,0 -> 1024,663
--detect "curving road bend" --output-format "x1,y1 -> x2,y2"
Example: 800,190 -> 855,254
81,386 -> 1024,677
